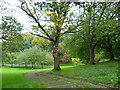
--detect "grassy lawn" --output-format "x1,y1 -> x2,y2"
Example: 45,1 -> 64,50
1,65 -> 73,88
7,64 -> 53,69
43,61 -> 119,85
0,67 -> 2,89
1,66 -> 45,88
1,61 -> 119,88
60,62 -> 74,66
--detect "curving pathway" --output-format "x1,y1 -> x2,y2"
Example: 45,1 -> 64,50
24,69 -> 118,88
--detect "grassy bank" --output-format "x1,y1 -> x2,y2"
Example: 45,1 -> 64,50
2,66 -> 45,88
43,61 -> 119,85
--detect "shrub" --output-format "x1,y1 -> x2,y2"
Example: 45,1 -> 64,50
17,52 -> 30,65
44,53 -> 54,65
94,53 -> 101,63
61,54 -> 71,63
7,53 -> 18,67
71,58 -> 80,65
16,46 -> 53,68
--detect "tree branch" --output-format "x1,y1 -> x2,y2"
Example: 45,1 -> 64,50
62,21 -> 81,35
109,8 -> 118,20
31,33 -> 51,41
93,40 -> 100,49
21,2 -> 55,42
98,3 -> 112,22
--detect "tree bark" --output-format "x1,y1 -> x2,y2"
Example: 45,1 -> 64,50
109,46 -> 115,61
32,62 -> 34,69
109,51 -> 115,61
53,56 -> 61,71
107,36 -> 115,61
52,45 -> 61,71
90,46 -> 95,64
41,63 -> 43,68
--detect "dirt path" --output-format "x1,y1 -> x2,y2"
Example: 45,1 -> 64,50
24,69 -> 118,88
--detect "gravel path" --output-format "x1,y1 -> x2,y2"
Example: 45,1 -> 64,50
24,69 -> 82,88
24,69 -> 118,88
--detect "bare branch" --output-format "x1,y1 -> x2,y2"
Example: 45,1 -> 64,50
21,2 -> 55,42
31,33 -> 51,41
62,20 -> 81,35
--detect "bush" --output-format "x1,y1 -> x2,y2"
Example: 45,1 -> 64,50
17,52 -> 29,65
94,53 -> 101,63
44,53 -> 54,65
16,46 -> 53,68
61,54 -> 71,63
7,53 -> 18,67
71,58 -> 80,65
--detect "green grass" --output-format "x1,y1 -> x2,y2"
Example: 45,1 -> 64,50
1,65 -> 72,88
60,62 -> 85,66
43,61 -> 119,85
0,67 -> 2,89
2,61 -> 118,88
8,64 -> 53,69
60,62 -> 74,66
1,66 -> 45,88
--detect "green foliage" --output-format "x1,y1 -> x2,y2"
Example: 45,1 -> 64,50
94,53 -> 101,64
7,53 -> 17,64
17,46 -> 53,66
44,53 -> 54,65
29,2 -> 74,36
71,58 -> 80,65
17,52 -> 29,65
62,2 -> 119,64
1,16 -> 23,53
21,1 -> 83,70
0,16 -> 23,35
97,19 -> 120,60
62,34 -> 90,64
32,36 -> 49,47
22,33 -> 34,50
22,33 -> 52,51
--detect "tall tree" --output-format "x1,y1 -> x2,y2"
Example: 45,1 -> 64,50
98,20 -> 120,61
21,1 -> 81,70
76,2 -> 119,64
0,16 -> 23,65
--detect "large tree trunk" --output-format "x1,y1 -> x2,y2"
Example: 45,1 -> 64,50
107,36 -> 115,61
32,62 -> 34,69
41,63 -> 43,68
52,45 -> 61,71
53,56 -> 61,71
109,51 -> 115,61
108,45 -> 115,61
90,47 -> 95,64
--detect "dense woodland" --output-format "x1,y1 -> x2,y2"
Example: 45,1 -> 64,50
1,1 -> 120,71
